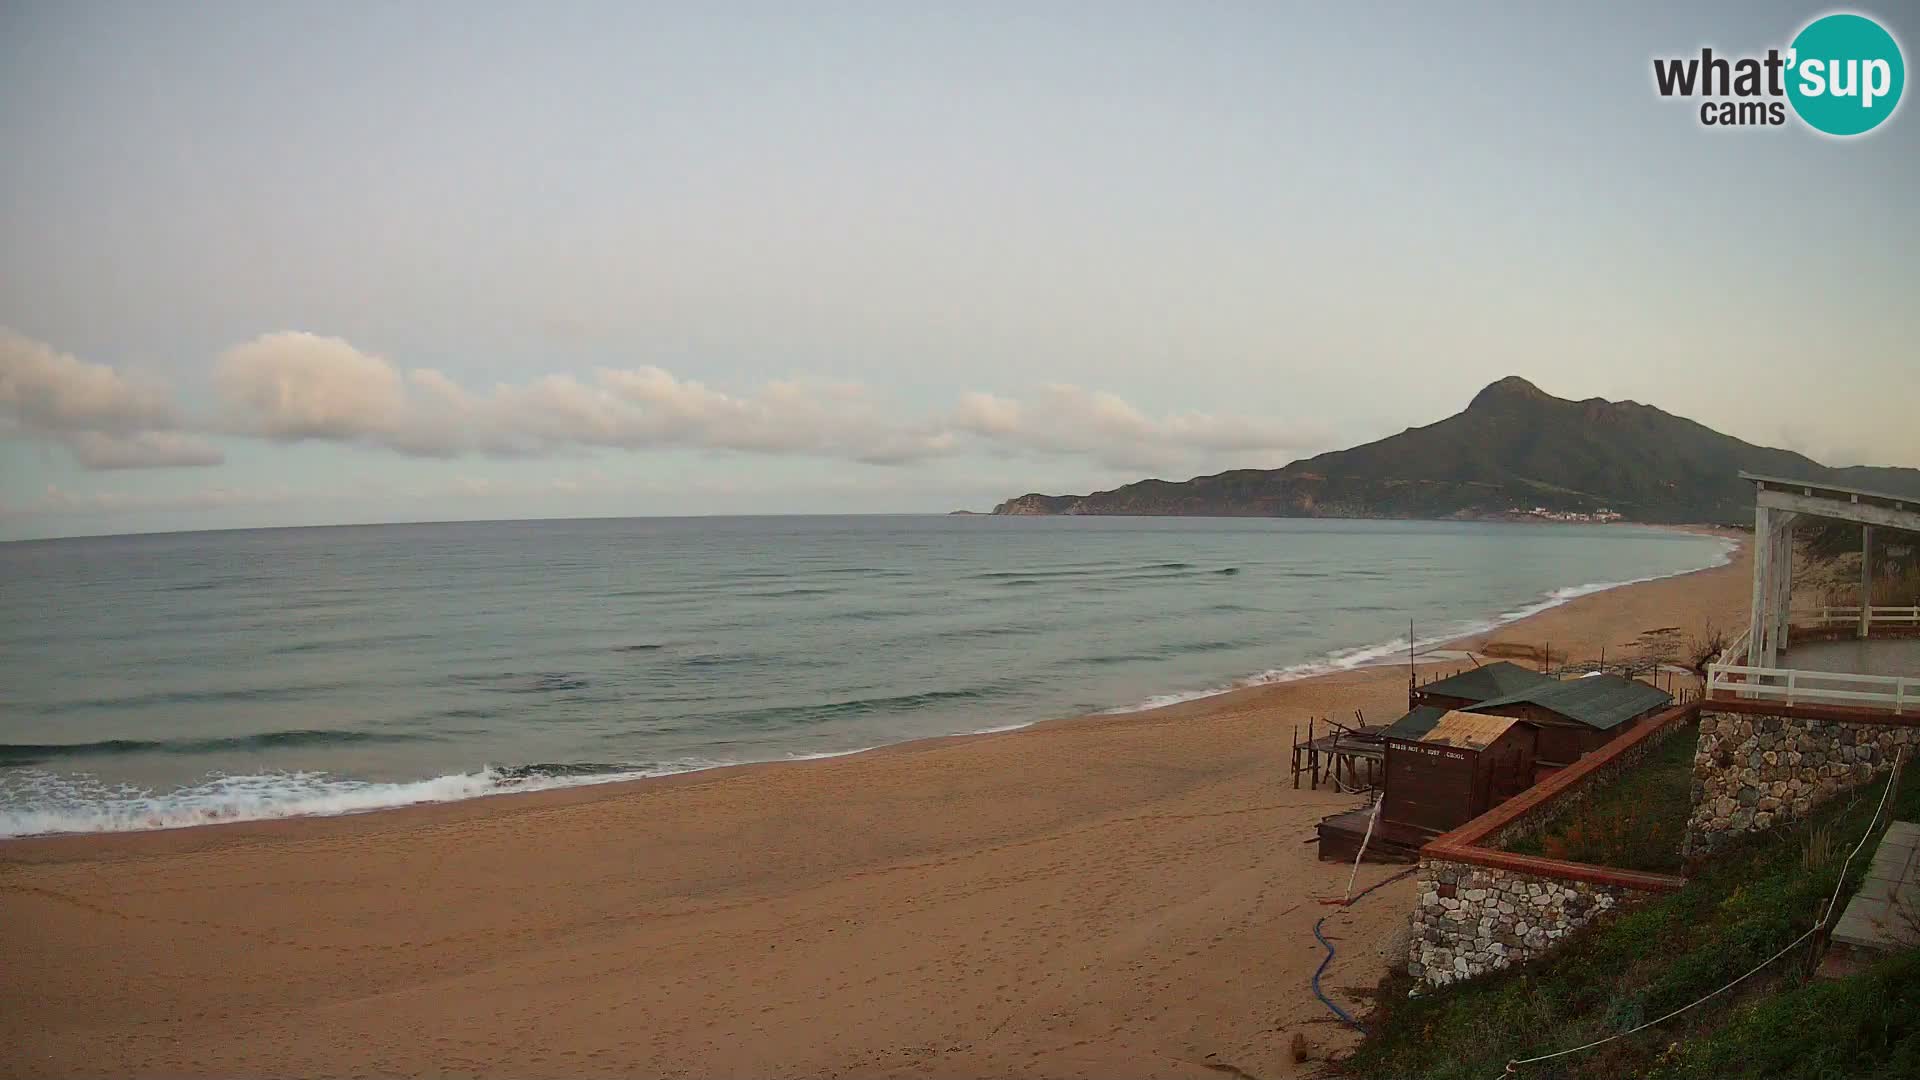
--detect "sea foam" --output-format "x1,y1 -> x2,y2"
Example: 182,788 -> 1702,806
0,763 -> 701,838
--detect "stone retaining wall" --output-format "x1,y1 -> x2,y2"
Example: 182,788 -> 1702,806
1405,704 -> 1694,988
1684,707 -> 1919,856
1409,860 -> 1650,986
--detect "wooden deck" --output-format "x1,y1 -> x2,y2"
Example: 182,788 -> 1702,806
1290,716 -> 1385,791
1315,805 -> 1424,863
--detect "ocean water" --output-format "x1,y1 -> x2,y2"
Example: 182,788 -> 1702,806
0,516 -> 1729,836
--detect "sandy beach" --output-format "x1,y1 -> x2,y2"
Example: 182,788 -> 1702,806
0,530 -> 1751,1079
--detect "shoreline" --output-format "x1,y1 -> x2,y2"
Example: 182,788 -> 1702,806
0,525 -> 1741,841
0,530 -> 1755,1079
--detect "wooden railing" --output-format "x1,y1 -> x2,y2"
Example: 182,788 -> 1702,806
1706,663 -> 1914,715
1715,626 -> 1751,669
1797,605 -> 1920,630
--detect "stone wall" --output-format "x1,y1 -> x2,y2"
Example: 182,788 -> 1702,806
1409,859 -> 1647,986
1684,708 -> 1919,856
1404,704 -> 1694,987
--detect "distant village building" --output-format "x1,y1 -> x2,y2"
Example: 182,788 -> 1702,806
1507,505 -> 1624,523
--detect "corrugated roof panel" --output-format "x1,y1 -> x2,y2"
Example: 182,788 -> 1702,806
1416,661 -> 1558,704
1469,673 -> 1673,730
1382,705 -> 1448,741
1420,710 -> 1523,751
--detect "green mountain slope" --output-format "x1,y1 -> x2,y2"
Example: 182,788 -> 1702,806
991,377 -> 1920,524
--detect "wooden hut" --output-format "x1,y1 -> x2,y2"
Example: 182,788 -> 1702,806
1410,660 -> 1558,712
1316,707 -> 1537,863
1466,673 -> 1671,771
1379,709 -> 1538,840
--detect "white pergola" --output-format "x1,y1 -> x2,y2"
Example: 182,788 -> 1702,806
1742,471 -> 1920,671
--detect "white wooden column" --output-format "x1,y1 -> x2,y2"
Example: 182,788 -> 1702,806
1764,517 -> 1782,669
1861,525 -> 1875,639
1748,503 -> 1769,669
1774,512 -> 1796,659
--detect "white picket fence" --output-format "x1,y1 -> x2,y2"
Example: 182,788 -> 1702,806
1706,663 -> 1914,715
1800,605 -> 1920,629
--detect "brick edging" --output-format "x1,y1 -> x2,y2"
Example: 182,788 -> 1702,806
1422,843 -> 1688,892
1704,696 -> 1918,727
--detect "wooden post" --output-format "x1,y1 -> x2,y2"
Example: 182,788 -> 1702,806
1308,718 -> 1320,789
1861,525 -> 1875,639
1292,724 -> 1301,789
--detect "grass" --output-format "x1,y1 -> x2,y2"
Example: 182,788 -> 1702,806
1504,723 -> 1698,874
1650,946 -> 1920,1079
1340,762 -> 1920,1080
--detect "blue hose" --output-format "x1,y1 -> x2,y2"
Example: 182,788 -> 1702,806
1311,867 -> 1419,1034
1312,915 -> 1366,1032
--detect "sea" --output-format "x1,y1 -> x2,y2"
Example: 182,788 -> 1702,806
0,516 -> 1731,837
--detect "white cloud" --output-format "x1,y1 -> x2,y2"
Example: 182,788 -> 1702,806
215,332 -> 411,441
62,431 -> 227,470
0,329 -> 224,469
9,329 -> 1326,479
951,384 -> 1328,471
210,333 -> 963,462
35,483 -> 289,515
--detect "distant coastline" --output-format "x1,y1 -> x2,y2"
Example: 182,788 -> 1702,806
981,376 -> 1920,524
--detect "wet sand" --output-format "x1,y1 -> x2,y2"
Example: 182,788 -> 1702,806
0,530 -> 1751,1079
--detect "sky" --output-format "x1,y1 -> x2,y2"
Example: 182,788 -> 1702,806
2,1 -> 1916,540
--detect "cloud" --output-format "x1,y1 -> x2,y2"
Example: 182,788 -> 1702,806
952,384 -> 1329,471
10,329 -> 1325,478
210,332 -> 950,461
0,329 -> 225,469
33,483 -> 289,515
62,431 -> 227,470
216,332 -> 410,442
207,332 -> 1323,470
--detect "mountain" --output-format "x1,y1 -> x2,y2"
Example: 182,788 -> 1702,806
990,377 -> 1920,524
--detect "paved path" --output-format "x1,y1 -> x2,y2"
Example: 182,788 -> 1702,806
1833,820 -> 1920,950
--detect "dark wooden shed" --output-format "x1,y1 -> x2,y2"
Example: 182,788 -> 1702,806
1467,673 -> 1672,770
1379,708 -> 1538,841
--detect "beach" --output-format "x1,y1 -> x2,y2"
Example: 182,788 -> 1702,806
0,531 -> 1751,1079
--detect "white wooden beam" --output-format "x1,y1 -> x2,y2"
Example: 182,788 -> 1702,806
1777,516 -> 1794,655
1766,515 -> 1790,669
1755,488 -> 1920,532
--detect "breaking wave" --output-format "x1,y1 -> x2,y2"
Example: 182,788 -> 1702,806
0,729 -> 432,767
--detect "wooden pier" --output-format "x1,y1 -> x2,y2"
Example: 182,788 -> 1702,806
1290,714 -> 1385,792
